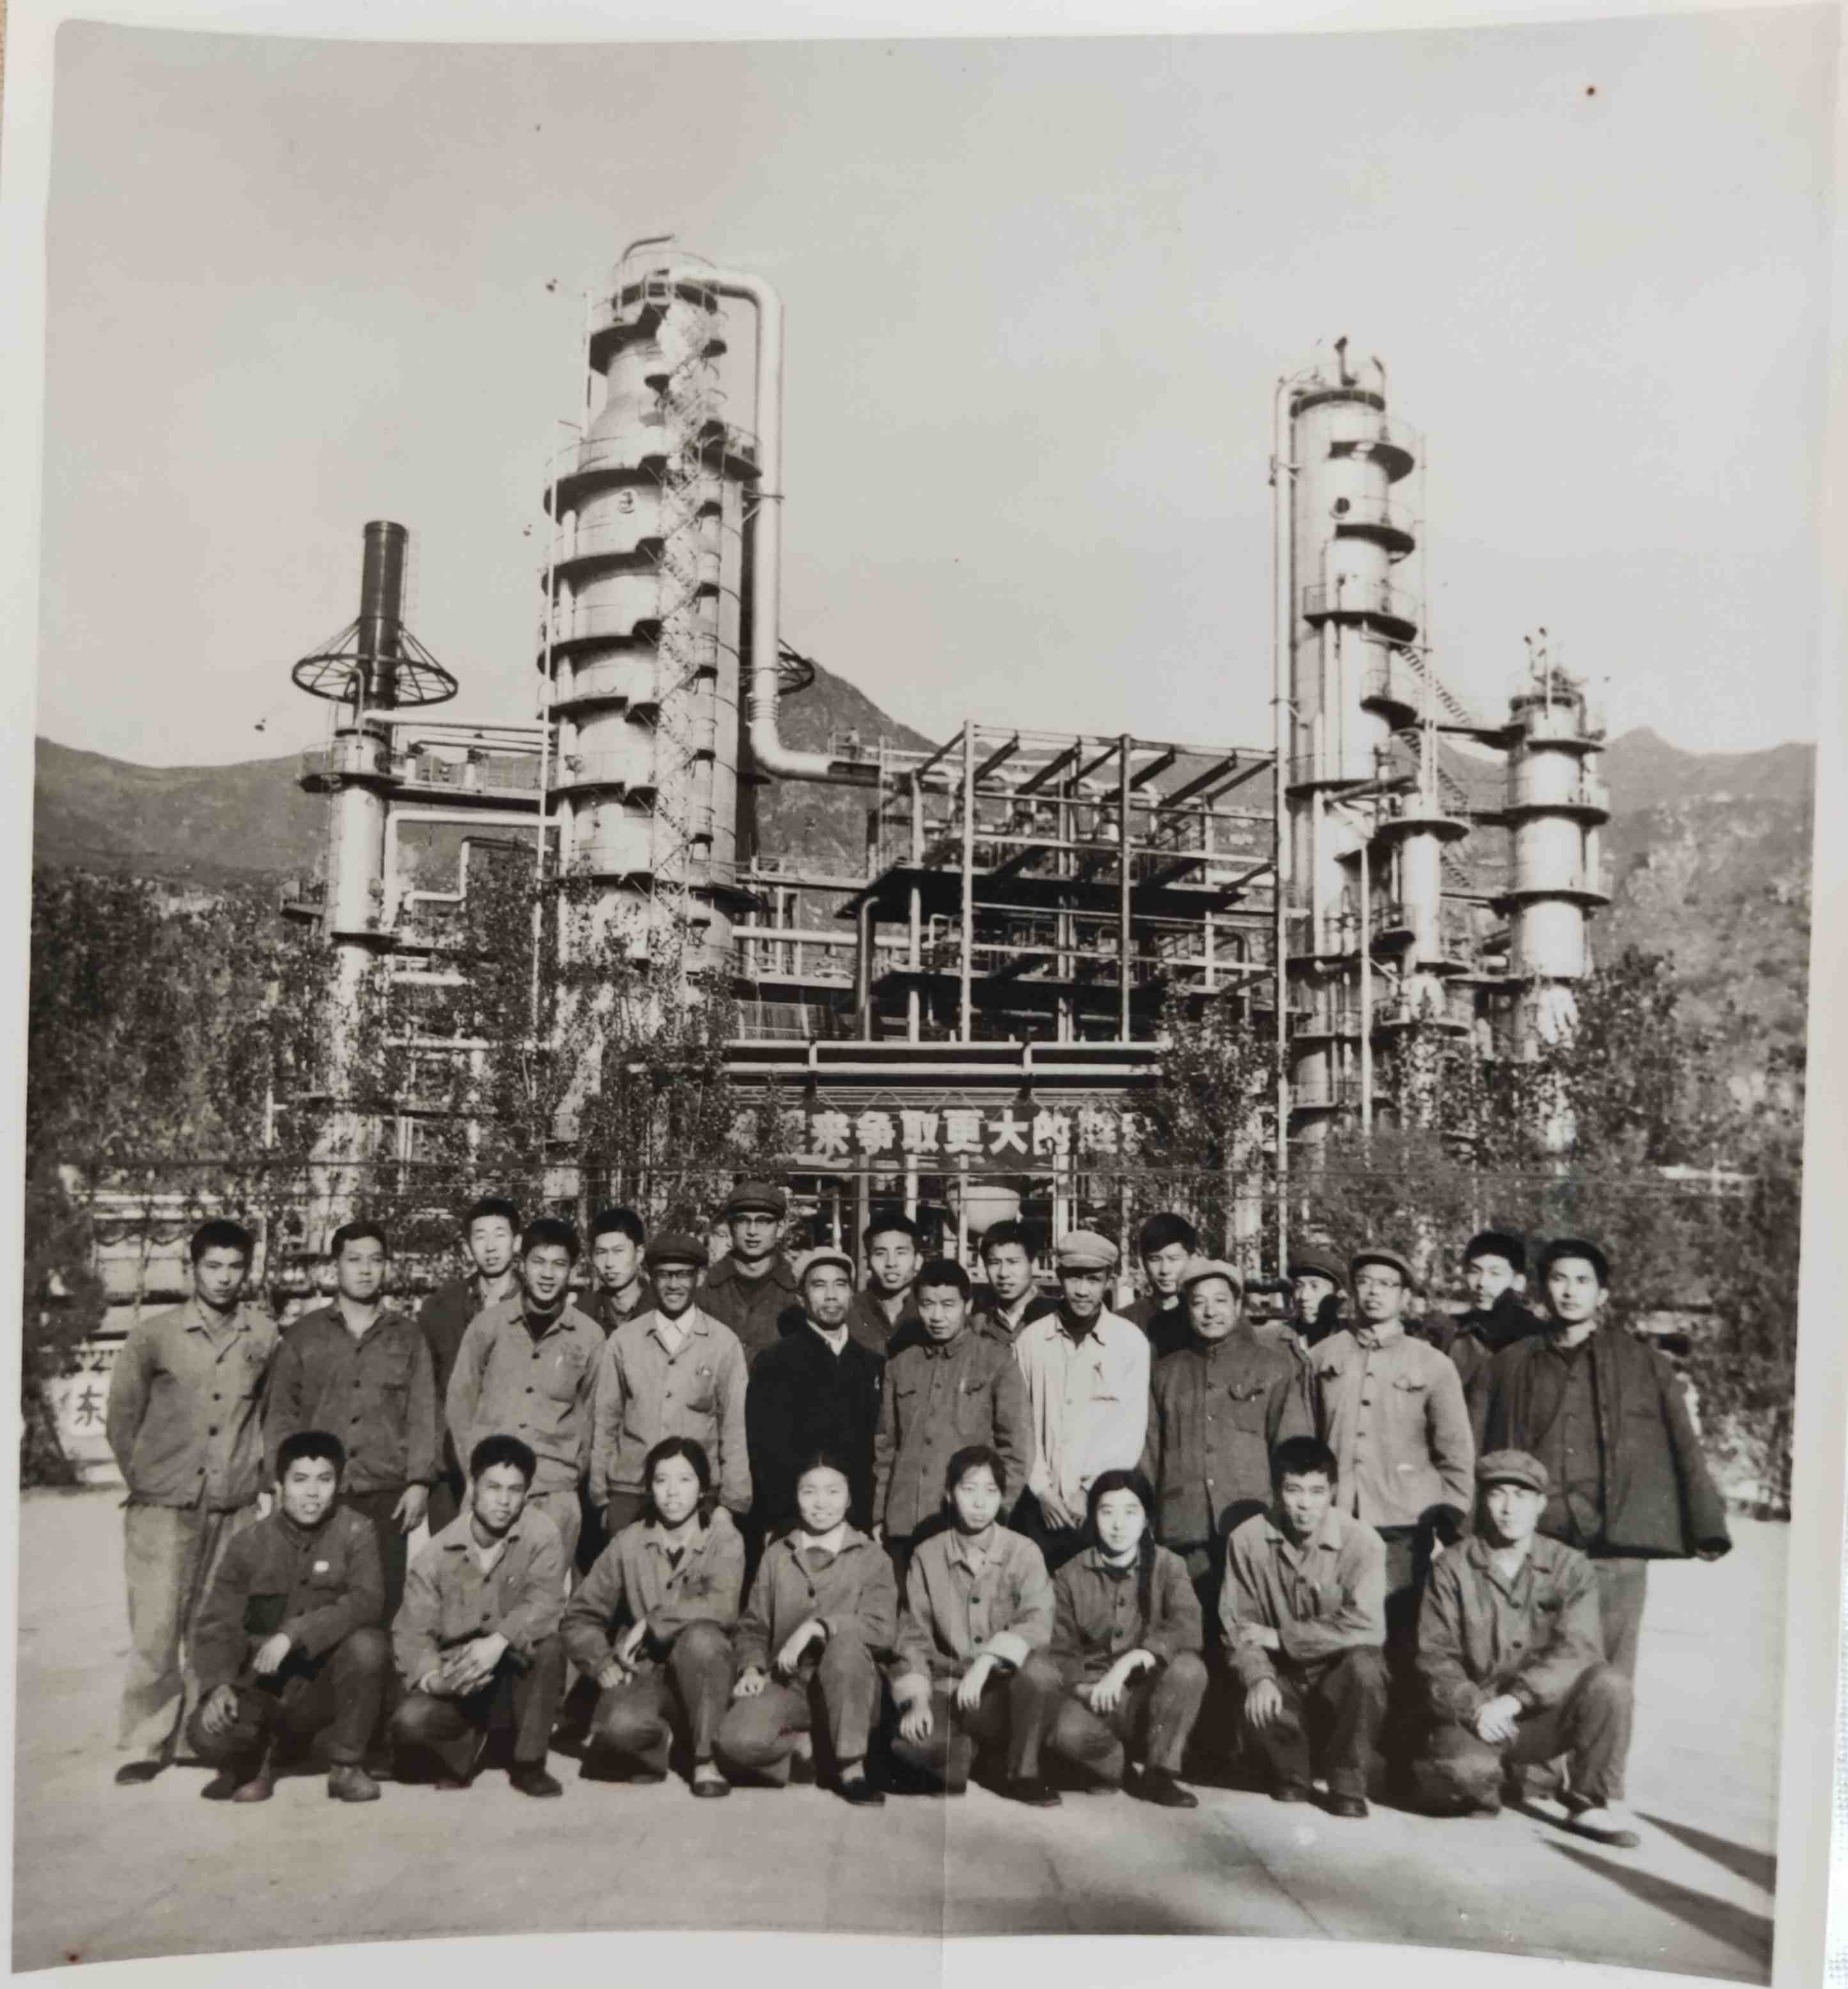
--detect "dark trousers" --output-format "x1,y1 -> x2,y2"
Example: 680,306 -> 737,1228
589,1621 -> 736,1773
186,1627 -> 388,1775
390,1636 -> 565,1779
1011,1492 -> 1089,1574
1416,1662 -> 1634,1808
1245,1647 -> 1389,1800
715,1636 -> 882,1780
601,1491 -> 649,1543
888,1657 -> 1059,1788
1022,1652 -> 1210,1784
426,1468 -> 464,1539
340,1488 -> 411,1626
1591,1556 -> 1649,1682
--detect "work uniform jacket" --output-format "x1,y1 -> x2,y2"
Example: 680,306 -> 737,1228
105,1298 -> 279,1511
417,1273 -> 517,1487
1477,1326 -> 1732,1559
1312,1325 -> 1474,1530
891,1525 -> 1055,1695
1433,1291 -> 1544,1403
745,1323 -> 885,1535
264,1304 -> 438,1495
1048,1543 -> 1203,1685
697,1254 -> 802,1363
583,1277 -> 660,1339
1015,1309 -> 1151,1521
394,1507 -> 567,1688
873,1327 -> 1033,1537
445,1296 -> 603,1498
849,1289 -> 925,1358
1416,1532 -> 1605,1722
970,1289 -> 1060,1351
588,1305 -> 750,1514
1122,1293 -> 1192,1364
193,1503 -> 384,1694
1220,1507 -> 1387,1689
734,1526 -> 898,1673
561,1509 -> 745,1676
1141,1327 -> 1313,1550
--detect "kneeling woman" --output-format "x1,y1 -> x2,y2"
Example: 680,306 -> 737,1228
1020,1468 -> 1208,1807
888,1445 -> 1063,1805
560,1436 -> 742,1798
715,1451 -> 897,1805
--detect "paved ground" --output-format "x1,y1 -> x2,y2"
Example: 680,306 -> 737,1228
12,1489 -> 1782,1976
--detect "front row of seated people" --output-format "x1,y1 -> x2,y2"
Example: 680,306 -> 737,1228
189,1415 -> 1634,1841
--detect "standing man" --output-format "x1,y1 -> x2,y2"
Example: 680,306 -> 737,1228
445,1217 -> 602,1568
583,1206 -> 656,1338
417,1196 -> 522,1534
972,1220 -> 1058,1348
1121,1213 -> 1199,1363
1477,1238 -> 1731,1690
1013,1231 -> 1151,1572
188,1430 -> 387,1804
849,1210 -> 925,1356
1311,1246 -> 1474,1660
873,1259 -> 1032,1575
264,1220 -> 436,1630
1221,1435 -> 1389,1819
590,1230 -> 752,1537
1262,1246 -> 1348,1365
1141,1259 -> 1312,1617
1414,1449 -> 1638,1846
698,1181 -> 801,1362
1439,1230 -> 1542,1401
107,1218 -> 279,1786
745,1247 -> 886,1540
390,1435 -> 568,1797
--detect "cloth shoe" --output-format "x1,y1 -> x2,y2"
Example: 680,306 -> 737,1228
327,1763 -> 381,1803
509,1763 -> 564,1798
1137,1768 -> 1200,1809
113,1760 -> 163,1787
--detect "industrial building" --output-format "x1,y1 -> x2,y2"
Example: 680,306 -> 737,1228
265,239 -> 1610,1269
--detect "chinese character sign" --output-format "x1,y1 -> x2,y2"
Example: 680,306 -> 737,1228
782,1103 -> 1142,1165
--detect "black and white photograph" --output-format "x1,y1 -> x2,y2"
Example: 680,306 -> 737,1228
3,1 -> 1840,1983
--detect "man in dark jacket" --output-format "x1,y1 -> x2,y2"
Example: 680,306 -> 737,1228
746,1248 -> 886,1539
699,1181 -> 802,1362
970,1219 -> 1059,1347
1476,1238 -> 1732,1686
583,1206 -> 658,1337
851,1209 -> 927,1356
187,1429 -> 387,1804
1434,1230 -> 1543,1401
1120,1212 -> 1200,1363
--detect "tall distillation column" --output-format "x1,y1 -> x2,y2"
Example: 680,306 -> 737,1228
1281,342 -> 1422,1140
541,248 -> 757,980
1498,636 -> 1610,1053
292,521 -> 459,1232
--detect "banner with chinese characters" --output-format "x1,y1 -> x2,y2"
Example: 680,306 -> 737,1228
748,1102 -> 1147,1168
45,1339 -> 123,1485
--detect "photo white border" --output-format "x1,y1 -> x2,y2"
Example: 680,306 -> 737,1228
0,2 -> 1840,1986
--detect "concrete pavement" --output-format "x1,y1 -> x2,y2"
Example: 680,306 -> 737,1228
11,1489 -> 1781,1975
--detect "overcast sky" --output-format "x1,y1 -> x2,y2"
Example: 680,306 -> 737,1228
35,9 -> 1836,768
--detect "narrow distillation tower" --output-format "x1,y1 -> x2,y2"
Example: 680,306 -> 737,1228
291,522 -> 459,1211
1277,341 -> 1424,1138
1499,633 -> 1610,1050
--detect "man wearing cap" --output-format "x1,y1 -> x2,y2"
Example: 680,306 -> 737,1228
1121,1213 -> 1201,1364
698,1181 -> 802,1363
1013,1232 -> 1151,1573
1414,1449 -> 1638,1846
1311,1246 -> 1474,1672
1477,1239 -> 1730,1691
1288,1248 -> 1348,1356
589,1231 -> 751,1538
1435,1230 -> 1542,1401
745,1246 -> 886,1539
1141,1259 -> 1313,1619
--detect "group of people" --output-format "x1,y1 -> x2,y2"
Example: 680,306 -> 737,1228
104,1186 -> 1731,1846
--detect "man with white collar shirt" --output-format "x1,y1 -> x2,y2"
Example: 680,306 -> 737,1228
1013,1230 -> 1151,1573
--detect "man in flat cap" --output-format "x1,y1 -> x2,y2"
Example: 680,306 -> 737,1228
1476,1239 -> 1730,1698
698,1181 -> 801,1363
1262,1246 -> 1349,1369
1435,1230 -> 1542,1403
1414,1450 -> 1638,1846
590,1231 -> 750,1541
1013,1230 -> 1151,1573
745,1246 -> 885,1543
1311,1246 -> 1474,1704
1142,1259 -> 1312,1615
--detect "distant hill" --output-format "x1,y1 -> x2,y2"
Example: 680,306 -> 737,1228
32,688 -> 1815,1074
